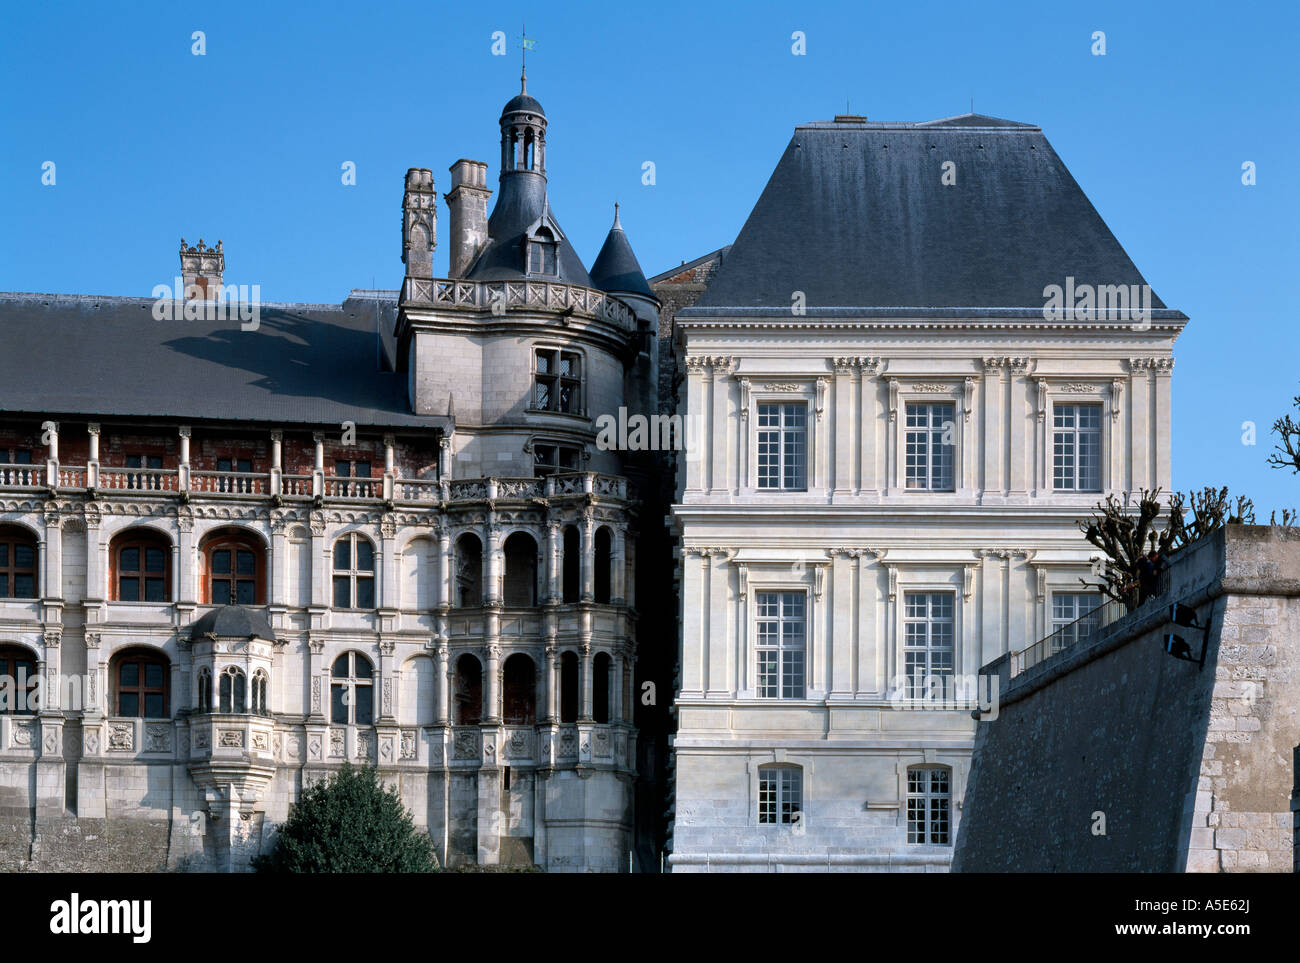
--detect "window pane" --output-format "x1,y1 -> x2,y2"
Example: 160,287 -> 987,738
120,547 -> 139,572
355,657 -> 373,679
211,550 -> 231,574
13,574 -> 35,598
217,458 -> 232,473
144,663 -> 164,687
333,540 -> 351,570
211,580 -> 231,605
147,456 -> 163,469
355,462 -> 371,478
355,686 -> 373,725
332,655 -> 349,678
0,545 -> 7,566
333,576 -> 352,608
144,578 -> 166,602
331,685 -> 347,723
356,539 -> 374,571
335,460 -> 351,477
236,458 -> 252,473
14,451 -> 31,464
235,580 -> 255,605
14,545 -> 33,568
120,663 -> 139,687
118,577 -> 139,601
144,548 -> 165,572
232,550 -> 254,576
120,693 -> 139,717
126,455 -> 142,468
355,577 -> 375,609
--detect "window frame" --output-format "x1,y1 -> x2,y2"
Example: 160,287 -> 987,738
906,766 -> 952,845
526,229 -> 558,277
754,589 -> 808,700
114,649 -> 169,719
532,347 -> 584,416
0,646 -> 38,715
0,526 -> 38,600
111,531 -> 172,603
755,401 -> 808,492
758,764 -> 803,825
532,440 -> 583,477
901,590 -> 956,700
1050,591 -> 1103,653
331,532 -> 377,610
1051,402 -> 1104,493
904,401 -> 956,492
201,531 -> 265,606
330,652 -> 374,725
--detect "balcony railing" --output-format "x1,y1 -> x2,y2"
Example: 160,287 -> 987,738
401,276 -> 637,333
1,465 -> 631,505
1011,596 -> 1126,677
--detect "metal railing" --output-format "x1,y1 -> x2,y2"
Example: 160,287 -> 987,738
1011,596 -> 1126,676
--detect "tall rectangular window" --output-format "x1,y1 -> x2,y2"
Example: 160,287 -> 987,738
755,591 -> 806,699
905,403 -> 955,491
758,766 -> 803,824
1053,404 -> 1102,491
903,592 -> 955,698
1051,592 -> 1102,653
756,403 -> 807,490
907,767 -> 951,844
534,349 -> 582,414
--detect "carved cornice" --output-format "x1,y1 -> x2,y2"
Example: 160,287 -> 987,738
983,356 -> 1032,371
977,548 -> 1037,560
826,547 -> 888,560
830,356 -> 882,374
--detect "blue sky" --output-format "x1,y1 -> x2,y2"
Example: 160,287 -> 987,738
2,0 -> 1297,514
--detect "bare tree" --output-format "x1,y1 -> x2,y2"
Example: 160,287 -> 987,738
1268,389 -> 1300,474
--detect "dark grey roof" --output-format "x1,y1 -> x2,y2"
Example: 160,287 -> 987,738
190,605 -> 276,641
0,292 -> 449,428
687,114 -> 1180,316
589,208 -> 653,298
502,92 -> 544,116
466,173 -> 591,286
649,245 -> 732,285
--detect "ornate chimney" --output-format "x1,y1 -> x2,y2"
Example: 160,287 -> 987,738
180,238 -> 224,299
445,159 -> 491,278
402,168 -> 437,282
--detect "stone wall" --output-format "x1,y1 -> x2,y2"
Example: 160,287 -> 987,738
953,525 -> 1300,873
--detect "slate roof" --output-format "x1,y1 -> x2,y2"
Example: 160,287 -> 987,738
189,605 -> 276,641
686,113 -> 1184,319
0,291 -> 448,428
589,207 -> 654,298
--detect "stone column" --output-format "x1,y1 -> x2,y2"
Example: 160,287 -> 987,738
611,648 -> 624,723
434,641 -> 450,725
485,521 -> 502,606
312,432 -> 325,499
579,643 -> 593,722
683,358 -> 708,493
982,359 -> 1004,495
269,517 -> 287,606
832,361 -> 853,495
178,426 -> 191,491
41,504 -> 61,604
830,550 -> 853,699
1153,360 -> 1173,491
309,514 -> 327,607
270,430 -> 283,496
484,643 -> 501,723
545,518 -> 561,603
86,423 -> 101,489
679,549 -> 706,698
1009,371 -> 1030,496
543,635 -> 558,723
437,523 -> 452,609
382,433 -> 396,502
379,516 -> 398,610
378,638 -> 396,723
579,510 -> 594,602
611,528 -> 626,605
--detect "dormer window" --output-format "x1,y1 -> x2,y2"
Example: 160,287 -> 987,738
527,228 -> 557,276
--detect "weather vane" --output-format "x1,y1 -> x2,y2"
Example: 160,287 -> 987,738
521,24 -> 536,93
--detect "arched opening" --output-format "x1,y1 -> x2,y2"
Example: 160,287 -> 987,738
594,527 -> 612,604
455,533 -> 482,608
112,647 -> 169,718
200,527 -> 266,605
110,529 -> 171,602
562,526 -> 580,603
331,652 -> 373,725
196,667 -> 212,713
219,666 -> 246,713
0,645 -> 38,714
524,129 -> 535,170
503,532 -> 538,607
454,653 -> 482,725
401,536 -> 435,611
559,651 -> 579,723
593,651 -> 612,723
502,654 -> 536,725
252,670 -> 269,715
0,524 -> 38,600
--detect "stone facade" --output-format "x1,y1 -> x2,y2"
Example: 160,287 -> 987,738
954,525 -> 1300,872
0,85 -> 659,873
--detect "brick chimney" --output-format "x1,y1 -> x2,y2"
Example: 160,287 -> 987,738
180,238 -> 224,299
445,159 -> 491,278
402,168 -> 437,282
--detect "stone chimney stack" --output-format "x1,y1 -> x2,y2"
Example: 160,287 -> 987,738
445,159 -> 491,278
402,168 -> 437,282
180,238 -> 224,299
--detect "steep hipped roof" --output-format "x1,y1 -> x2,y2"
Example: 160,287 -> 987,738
688,114 -> 1181,317
0,291 -> 447,428
589,206 -> 653,298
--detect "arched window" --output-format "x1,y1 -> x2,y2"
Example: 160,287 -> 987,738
331,652 -> 373,725
503,532 -> 538,607
502,654 -> 536,725
594,527 -> 612,604
0,646 -> 37,714
111,530 -> 171,602
201,529 -> 265,605
562,526 -> 579,603
196,667 -> 212,712
455,534 -> 482,608
907,766 -> 951,845
559,651 -> 579,723
524,129 -> 535,170
0,526 -> 37,600
758,764 -> 803,825
219,666 -> 246,713
251,669 -> 269,716
593,651 -> 612,723
332,533 -> 376,609
454,654 -> 482,725
114,649 -> 169,718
